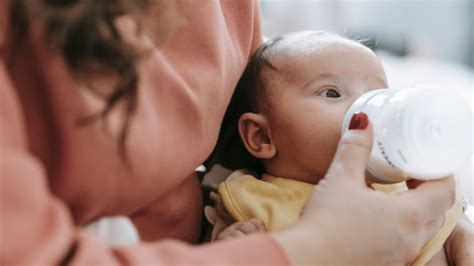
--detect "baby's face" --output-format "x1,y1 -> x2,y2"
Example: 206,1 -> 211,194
262,34 -> 388,184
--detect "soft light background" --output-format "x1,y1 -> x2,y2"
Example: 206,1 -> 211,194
88,0 -> 473,244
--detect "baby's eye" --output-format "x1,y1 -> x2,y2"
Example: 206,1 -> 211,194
319,88 -> 341,98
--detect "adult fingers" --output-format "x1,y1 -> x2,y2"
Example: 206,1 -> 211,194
324,112 -> 373,187
402,176 -> 456,224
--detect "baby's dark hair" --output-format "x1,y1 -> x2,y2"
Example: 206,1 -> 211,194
204,37 -> 283,174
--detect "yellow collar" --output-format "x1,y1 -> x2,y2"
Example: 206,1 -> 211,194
218,169 -> 314,232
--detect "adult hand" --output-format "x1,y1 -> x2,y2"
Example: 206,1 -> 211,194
273,113 -> 456,265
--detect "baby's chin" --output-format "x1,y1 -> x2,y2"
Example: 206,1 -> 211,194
264,163 -> 328,184
302,167 -> 333,185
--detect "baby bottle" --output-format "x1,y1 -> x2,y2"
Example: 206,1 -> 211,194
341,87 -> 472,183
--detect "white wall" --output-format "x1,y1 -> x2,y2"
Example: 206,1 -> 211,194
260,0 -> 473,68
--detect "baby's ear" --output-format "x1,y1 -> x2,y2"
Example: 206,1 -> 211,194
238,113 -> 276,159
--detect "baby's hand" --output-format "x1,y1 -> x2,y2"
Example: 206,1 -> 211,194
214,219 -> 266,241
204,191 -> 266,241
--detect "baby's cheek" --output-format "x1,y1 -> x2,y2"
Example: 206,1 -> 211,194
311,136 -> 340,174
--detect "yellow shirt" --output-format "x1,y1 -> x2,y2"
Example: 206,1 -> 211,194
218,170 -> 462,266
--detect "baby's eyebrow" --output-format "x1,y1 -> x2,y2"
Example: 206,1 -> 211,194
313,72 -> 337,80
301,72 -> 338,89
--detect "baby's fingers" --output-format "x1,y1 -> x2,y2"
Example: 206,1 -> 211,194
210,191 -> 235,224
217,219 -> 266,241
239,219 -> 267,233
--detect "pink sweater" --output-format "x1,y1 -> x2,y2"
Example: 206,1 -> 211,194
0,0 -> 289,264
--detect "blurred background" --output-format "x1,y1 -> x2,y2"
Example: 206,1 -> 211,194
260,0 -> 473,68
260,0 -> 473,202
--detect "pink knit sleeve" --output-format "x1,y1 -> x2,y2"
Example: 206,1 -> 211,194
71,233 -> 290,265
127,0 -> 264,243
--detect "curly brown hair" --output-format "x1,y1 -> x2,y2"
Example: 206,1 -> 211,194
9,0 -> 157,160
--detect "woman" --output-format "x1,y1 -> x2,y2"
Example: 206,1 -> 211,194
0,0 -> 471,265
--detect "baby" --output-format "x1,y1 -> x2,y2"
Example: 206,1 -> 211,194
204,31 -> 459,264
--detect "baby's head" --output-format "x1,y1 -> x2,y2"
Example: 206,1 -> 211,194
209,31 -> 388,184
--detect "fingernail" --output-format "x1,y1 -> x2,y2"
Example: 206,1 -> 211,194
348,112 -> 368,130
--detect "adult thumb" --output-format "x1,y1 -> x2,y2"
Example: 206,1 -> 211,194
325,112 -> 374,186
